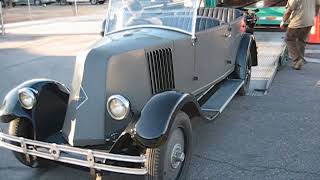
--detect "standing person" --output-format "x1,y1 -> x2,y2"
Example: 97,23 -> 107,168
280,0 -> 320,70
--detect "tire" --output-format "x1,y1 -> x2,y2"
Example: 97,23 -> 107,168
90,0 -> 97,5
34,0 -> 41,5
8,118 -> 47,168
98,0 -> 104,4
145,112 -> 192,180
59,0 -> 67,5
237,48 -> 252,96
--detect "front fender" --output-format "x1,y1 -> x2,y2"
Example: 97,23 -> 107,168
133,91 -> 200,148
0,79 -> 69,140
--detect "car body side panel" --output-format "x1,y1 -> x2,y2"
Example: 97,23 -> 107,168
228,18 -> 243,71
171,39 -> 196,93
195,25 -> 230,89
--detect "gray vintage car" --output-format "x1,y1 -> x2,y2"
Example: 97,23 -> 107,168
0,0 -> 257,179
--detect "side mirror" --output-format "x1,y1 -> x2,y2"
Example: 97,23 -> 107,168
100,19 -> 106,37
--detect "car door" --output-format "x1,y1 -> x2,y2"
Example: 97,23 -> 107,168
194,24 -> 233,91
227,20 -> 243,72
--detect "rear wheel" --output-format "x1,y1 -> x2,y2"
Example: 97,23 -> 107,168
8,118 -> 47,168
90,0 -> 97,5
238,51 -> 252,96
231,44 -> 253,96
145,112 -> 192,180
98,0 -> 104,4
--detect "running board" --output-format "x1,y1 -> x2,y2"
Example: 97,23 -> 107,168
201,79 -> 244,121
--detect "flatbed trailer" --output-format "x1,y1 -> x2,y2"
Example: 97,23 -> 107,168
214,0 -> 287,26
244,0 -> 287,26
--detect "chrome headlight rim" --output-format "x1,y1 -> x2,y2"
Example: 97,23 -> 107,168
107,95 -> 130,121
18,88 -> 37,110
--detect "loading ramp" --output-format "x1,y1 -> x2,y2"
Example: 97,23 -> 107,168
249,31 -> 287,96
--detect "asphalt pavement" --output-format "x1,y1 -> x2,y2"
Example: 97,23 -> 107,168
1,15 -> 320,180
2,4 -> 107,23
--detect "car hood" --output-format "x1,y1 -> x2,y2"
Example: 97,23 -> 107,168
62,28 -> 189,147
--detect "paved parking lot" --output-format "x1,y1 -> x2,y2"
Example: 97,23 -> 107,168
1,3 -> 107,23
1,13 -> 320,180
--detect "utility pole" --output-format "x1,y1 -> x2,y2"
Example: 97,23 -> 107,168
0,1 -> 4,35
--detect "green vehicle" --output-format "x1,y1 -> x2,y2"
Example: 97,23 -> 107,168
210,0 -> 287,26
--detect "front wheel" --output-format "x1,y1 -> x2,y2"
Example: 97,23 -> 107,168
8,118 -> 48,168
145,112 -> 192,180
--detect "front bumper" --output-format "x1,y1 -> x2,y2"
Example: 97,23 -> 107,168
0,130 -> 147,175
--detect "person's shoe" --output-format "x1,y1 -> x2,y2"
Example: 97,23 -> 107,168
293,59 -> 304,70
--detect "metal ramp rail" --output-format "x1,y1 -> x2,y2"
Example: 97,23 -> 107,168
249,31 -> 287,96
0,2 -> 4,35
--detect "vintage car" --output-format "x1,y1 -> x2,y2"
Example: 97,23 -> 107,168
0,0 -> 257,179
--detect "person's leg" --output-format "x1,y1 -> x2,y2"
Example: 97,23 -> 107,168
285,28 -> 300,65
297,26 -> 312,61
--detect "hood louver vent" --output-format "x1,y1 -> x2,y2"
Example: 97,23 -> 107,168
147,48 -> 175,94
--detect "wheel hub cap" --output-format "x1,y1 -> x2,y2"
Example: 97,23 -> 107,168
170,144 -> 185,169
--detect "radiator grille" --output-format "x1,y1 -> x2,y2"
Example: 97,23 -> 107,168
147,48 -> 175,94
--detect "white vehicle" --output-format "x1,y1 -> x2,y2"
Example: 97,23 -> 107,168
12,0 -> 55,6
61,0 -> 105,5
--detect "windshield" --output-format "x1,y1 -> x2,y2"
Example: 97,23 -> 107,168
105,0 -> 199,34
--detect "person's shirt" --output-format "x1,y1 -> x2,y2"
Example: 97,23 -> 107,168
286,0 -> 320,28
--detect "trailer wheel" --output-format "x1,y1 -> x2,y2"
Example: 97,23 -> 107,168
145,112 -> 192,180
238,48 -> 253,96
8,118 -> 47,168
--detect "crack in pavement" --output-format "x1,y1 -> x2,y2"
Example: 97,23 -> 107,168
192,154 -> 320,176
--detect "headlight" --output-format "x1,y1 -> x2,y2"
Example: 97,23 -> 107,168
107,95 -> 130,120
18,88 -> 37,110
